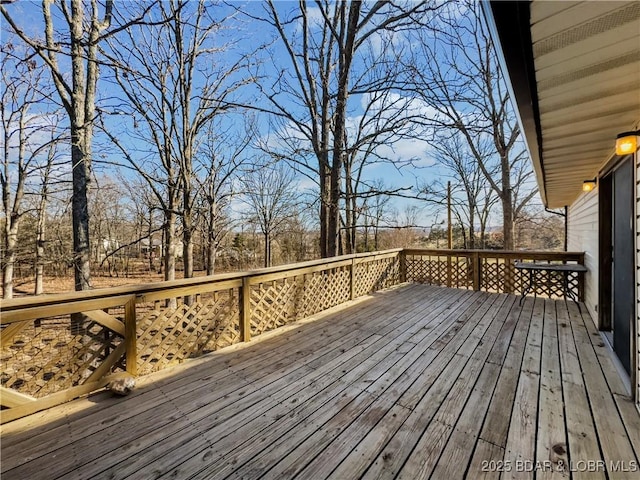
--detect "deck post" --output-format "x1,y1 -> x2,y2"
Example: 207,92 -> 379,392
240,277 -> 251,342
505,259 -> 514,294
399,251 -> 407,284
472,252 -> 481,291
124,296 -> 137,376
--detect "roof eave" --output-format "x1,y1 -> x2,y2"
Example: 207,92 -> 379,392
481,0 -> 549,207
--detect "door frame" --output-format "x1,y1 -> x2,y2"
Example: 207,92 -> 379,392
598,154 -> 637,396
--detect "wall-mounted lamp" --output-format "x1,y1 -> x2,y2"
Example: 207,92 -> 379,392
615,130 -> 639,156
582,179 -> 597,192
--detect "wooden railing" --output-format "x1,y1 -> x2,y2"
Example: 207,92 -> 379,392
404,249 -> 586,299
0,249 -> 401,422
0,247 -> 584,422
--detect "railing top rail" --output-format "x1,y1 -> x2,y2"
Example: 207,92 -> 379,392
0,249 -> 403,312
242,248 -> 402,279
0,248 -> 584,312
403,248 -> 585,259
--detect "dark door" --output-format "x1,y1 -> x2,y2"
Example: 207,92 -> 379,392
612,157 -> 634,375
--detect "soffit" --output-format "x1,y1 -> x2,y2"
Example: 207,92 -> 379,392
530,0 -> 640,208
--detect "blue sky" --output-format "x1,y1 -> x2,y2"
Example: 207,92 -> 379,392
1,0 -> 536,233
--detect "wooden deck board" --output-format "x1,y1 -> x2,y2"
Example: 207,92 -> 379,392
75,288 -> 468,480
2,285 -> 425,470
2,284 -> 638,480
536,300 -> 569,479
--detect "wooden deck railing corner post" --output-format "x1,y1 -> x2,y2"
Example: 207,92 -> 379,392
399,250 -> 407,284
505,258 -> 514,294
124,296 -> 138,377
472,251 -> 481,291
240,276 -> 252,342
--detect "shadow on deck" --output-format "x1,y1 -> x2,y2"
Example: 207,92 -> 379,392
1,284 -> 639,479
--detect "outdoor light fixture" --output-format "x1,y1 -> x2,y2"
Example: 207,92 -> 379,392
615,130 -> 639,156
582,179 -> 597,192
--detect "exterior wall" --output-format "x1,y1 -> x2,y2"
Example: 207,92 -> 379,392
567,189 -> 599,324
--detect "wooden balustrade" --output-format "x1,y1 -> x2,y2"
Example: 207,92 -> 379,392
0,249 -> 401,422
403,249 -> 585,298
0,247 -> 584,422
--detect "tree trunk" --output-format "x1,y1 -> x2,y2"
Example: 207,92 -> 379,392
327,2 -> 360,258
206,243 -> 216,275
264,232 -> 271,268
69,129 -> 91,333
70,136 -> 92,291
2,105 -> 25,299
206,200 -> 217,275
319,163 -> 330,258
163,210 -> 177,308
2,230 -> 16,298
363,221 -> 369,251
469,206 -> 476,250
69,0 -> 92,293
344,161 -> 354,255
479,215 -> 488,249
147,209 -> 154,273
182,209 -> 194,305
182,209 -> 193,278
502,185 -> 514,250
164,211 -> 176,282
35,192 -> 48,295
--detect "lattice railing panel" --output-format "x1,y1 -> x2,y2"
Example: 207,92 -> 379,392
514,264 -> 582,299
301,268 -> 351,317
135,288 -> 240,376
249,267 -> 351,336
564,271 -> 581,299
481,259 -> 509,293
1,316 -> 124,398
482,259 -> 524,294
250,278 -> 302,336
451,258 -> 472,288
354,257 -> 400,297
406,257 -> 447,285
408,254 -> 588,296
405,255 -> 472,288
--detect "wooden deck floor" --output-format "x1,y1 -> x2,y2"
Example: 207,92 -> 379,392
2,284 -> 640,479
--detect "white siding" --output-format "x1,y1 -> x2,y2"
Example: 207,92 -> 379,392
567,189 -> 599,324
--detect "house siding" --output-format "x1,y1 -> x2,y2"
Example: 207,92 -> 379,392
567,189 -> 599,324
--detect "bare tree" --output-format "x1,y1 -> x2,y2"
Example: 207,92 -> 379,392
251,0 -> 440,258
121,176 -> 163,274
421,132 -> 498,249
195,120 -> 252,275
1,42 -> 63,298
104,0 -> 254,280
514,207 -> 564,250
342,85 -> 422,254
385,204 -> 421,248
241,163 -> 300,268
403,0 -> 537,249
33,126 -> 65,294
1,0 -> 161,291
361,180 -> 393,251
